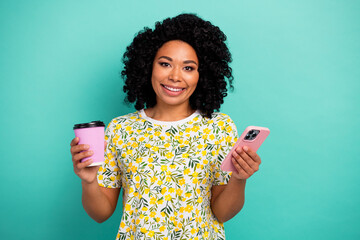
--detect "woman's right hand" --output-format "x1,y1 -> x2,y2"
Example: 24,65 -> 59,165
70,137 -> 100,184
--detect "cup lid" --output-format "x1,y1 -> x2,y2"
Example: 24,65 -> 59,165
73,121 -> 105,129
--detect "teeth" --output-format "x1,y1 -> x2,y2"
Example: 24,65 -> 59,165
163,85 -> 183,92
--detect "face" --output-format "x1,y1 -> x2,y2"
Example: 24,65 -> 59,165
151,40 -> 199,109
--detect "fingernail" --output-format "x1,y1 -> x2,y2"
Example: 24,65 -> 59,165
243,146 -> 248,151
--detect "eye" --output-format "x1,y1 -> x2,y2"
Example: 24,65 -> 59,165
159,62 -> 170,67
184,66 -> 194,71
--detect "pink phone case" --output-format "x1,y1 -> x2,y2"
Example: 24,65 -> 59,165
221,126 -> 270,172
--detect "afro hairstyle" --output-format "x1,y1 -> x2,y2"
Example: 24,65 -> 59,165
121,13 -> 234,118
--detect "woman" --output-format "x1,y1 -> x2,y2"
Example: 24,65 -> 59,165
70,13 -> 262,240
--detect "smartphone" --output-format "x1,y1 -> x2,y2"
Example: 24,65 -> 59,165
221,126 -> 270,172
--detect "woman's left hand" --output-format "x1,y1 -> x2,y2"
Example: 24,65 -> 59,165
231,146 -> 261,180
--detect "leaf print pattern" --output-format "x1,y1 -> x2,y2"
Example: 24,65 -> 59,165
97,109 -> 238,240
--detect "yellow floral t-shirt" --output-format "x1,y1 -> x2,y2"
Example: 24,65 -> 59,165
97,109 -> 238,240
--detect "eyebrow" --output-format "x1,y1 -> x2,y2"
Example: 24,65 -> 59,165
158,56 -> 198,66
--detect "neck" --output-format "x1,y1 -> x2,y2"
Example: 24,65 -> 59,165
145,103 -> 195,122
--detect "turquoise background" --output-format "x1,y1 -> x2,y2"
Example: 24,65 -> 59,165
1,0 -> 359,239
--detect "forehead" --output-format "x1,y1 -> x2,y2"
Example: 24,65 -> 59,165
155,40 -> 198,62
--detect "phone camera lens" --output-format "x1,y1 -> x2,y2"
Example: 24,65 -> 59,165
245,130 -> 260,140
252,130 -> 260,138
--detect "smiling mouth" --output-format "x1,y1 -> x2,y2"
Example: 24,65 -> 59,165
161,84 -> 185,92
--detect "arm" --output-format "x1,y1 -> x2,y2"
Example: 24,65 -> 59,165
82,182 -> 120,223
70,137 -> 121,223
211,178 -> 246,223
211,146 -> 261,223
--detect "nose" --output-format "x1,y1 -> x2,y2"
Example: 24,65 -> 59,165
169,66 -> 181,82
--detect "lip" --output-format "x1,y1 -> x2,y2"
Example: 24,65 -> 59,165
161,84 -> 185,96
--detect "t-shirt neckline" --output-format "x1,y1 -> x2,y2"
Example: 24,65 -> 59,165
139,109 -> 201,126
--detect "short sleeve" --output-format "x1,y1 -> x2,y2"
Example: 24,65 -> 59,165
97,119 -> 122,188
212,114 -> 238,185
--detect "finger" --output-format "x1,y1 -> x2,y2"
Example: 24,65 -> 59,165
243,146 -> 261,164
70,137 -> 79,147
73,150 -> 93,163
75,158 -> 94,169
70,144 -> 90,155
232,151 -> 253,175
236,147 -> 259,171
104,141 -> 107,150
231,157 -> 249,177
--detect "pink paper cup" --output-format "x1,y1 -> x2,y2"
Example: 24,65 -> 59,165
73,121 -> 105,167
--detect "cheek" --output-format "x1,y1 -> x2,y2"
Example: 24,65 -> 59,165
150,77 -> 160,95
151,68 -> 161,88
151,66 -> 167,83
188,74 -> 199,88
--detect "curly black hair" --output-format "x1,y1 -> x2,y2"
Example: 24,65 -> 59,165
121,13 -> 233,118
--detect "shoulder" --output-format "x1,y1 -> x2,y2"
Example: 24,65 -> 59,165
204,112 -> 238,137
106,111 -> 142,129
204,112 -> 236,125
